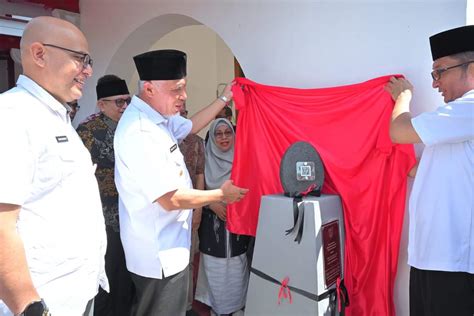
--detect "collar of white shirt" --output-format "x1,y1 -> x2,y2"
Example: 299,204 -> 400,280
458,89 -> 474,101
130,95 -> 168,125
16,75 -> 69,120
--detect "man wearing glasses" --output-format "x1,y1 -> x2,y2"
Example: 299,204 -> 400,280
114,49 -> 248,315
385,25 -> 474,315
77,75 -> 134,316
0,17 -> 107,316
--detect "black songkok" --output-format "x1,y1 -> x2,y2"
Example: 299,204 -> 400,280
133,49 -> 187,80
96,79 -> 129,100
430,25 -> 474,61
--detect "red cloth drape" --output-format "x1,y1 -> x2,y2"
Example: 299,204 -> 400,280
228,75 -> 415,316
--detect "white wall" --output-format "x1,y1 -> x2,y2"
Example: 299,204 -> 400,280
467,0 -> 474,23
78,1 -> 467,315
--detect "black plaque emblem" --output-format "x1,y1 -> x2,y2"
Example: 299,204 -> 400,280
321,220 -> 342,288
280,141 -> 324,197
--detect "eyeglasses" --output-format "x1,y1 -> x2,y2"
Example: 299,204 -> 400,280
215,131 -> 233,139
431,61 -> 474,81
42,43 -> 93,69
102,97 -> 132,107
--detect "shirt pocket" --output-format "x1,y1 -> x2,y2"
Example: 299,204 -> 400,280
57,141 -> 77,180
36,140 -> 77,190
170,147 -> 186,178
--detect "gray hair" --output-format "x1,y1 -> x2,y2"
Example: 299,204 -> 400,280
138,80 -> 146,93
138,80 -> 162,93
449,51 -> 474,77
450,51 -> 474,64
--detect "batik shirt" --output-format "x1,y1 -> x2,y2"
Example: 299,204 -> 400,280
77,113 -> 120,232
179,133 -> 205,188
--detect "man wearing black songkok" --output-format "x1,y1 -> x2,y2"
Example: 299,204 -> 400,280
386,26 -> 474,315
114,49 -> 248,315
77,75 -> 134,316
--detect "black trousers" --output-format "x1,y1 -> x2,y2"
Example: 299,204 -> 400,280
130,266 -> 189,316
410,267 -> 474,316
94,227 -> 135,316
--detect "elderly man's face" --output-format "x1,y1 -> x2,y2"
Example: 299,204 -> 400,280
432,55 -> 474,103
42,34 -> 93,103
149,78 -> 187,117
98,94 -> 131,122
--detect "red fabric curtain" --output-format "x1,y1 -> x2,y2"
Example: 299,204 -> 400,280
228,75 -> 415,316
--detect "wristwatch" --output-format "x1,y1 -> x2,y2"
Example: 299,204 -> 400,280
218,95 -> 229,103
17,299 -> 50,316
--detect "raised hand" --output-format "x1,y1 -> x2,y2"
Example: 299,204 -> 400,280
385,77 -> 413,101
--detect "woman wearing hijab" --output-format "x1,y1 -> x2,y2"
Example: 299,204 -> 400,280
195,118 -> 250,316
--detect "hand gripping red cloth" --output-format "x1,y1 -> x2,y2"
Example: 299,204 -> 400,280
228,75 -> 415,316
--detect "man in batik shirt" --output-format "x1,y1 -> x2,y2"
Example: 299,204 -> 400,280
77,75 -> 134,316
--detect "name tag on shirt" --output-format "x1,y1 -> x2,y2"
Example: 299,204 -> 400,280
170,143 -> 177,153
56,135 -> 69,143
